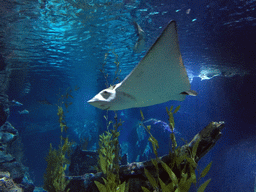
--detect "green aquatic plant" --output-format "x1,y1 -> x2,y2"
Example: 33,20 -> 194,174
141,106 -> 212,192
140,110 -> 161,192
95,113 -> 128,192
43,89 -> 75,192
100,49 -> 121,88
44,139 -> 71,192
166,106 -> 180,151
94,50 -> 128,191
140,110 -> 160,178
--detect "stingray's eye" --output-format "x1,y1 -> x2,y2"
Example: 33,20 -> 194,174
101,90 -> 111,99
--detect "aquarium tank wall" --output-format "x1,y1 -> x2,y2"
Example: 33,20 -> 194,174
0,0 -> 255,191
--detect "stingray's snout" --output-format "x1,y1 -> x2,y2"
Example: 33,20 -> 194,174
87,98 -> 97,105
88,98 -> 101,109
87,98 -> 109,110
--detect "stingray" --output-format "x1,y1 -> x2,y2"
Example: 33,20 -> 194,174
88,20 -> 197,111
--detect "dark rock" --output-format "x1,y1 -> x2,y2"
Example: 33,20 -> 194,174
0,151 -> 15,163
0,122 -> 18,144
0,102 -> 9,127
2,161 -> 25,183
67,147 -> 99,192
21,172 -> 35,192
0,122 -> 35,192
0,54 -> 7,71
121,153 -> 128,165
0,171 -> 23,192
0,122 -> 18,135
69,146 -> 98,176
0,54 -> 10,127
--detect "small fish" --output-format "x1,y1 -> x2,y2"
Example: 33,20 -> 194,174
8,100 -> 23,107
120,111 -> 125,117
74,86 -> 80,91
37,99 -> 53,105
20,82 -> 31,97
18,109 -> 29,115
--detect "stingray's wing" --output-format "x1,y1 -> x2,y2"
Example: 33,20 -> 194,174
117,21 -> 191,108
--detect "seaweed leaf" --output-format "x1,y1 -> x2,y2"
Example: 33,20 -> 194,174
166,182 -> 176,192
99,154 -> 107,174
178,172 -> 188,185
178,177 -> 192,192
200,162 -> 212,178
94,181 -> 107,192
175,154 -> 187,168
117,181 -> 126,192
151,159 -> 158,168
159,177 -> 176,192
173,105 -> 180,114
141,186 -> 151,192
161,161 -> 178,186
192,138 -> 200,159
185,156 -> 197,168
144,168 -> 158,189
169,114 -> 175,129
158,177 -> 166,190
190,172 -> 197,184
197,179 -> 211,192
140,110 -> 144,121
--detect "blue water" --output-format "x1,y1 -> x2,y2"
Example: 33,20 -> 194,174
1,0 -> 256,191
